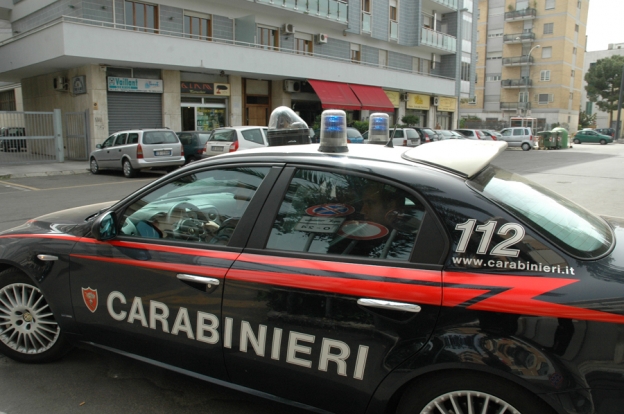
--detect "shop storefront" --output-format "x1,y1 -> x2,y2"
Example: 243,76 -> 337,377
180,80 -> 230,131
107,76 -> 163,133
383,90 -> 400,124
436,97 -> 457,129
405,93 -> 430,127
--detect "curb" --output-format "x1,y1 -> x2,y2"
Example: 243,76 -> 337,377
0,169 -> 91,180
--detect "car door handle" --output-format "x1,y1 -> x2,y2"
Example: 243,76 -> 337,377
37,254 -> 58,261
176,274 -> 220,288
357,298 -> 421,313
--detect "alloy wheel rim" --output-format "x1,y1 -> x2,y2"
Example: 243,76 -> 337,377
91,159 -> 98,173
0,283 -> 60,354
123,162 -> 131,176
421,390 -> 521,414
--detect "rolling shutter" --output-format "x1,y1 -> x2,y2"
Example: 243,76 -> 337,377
107,92 -> 162,134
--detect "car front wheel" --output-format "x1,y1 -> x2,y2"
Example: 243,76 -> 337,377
123,159 -> 138,178
90,157 -> 99,174
0,268 -> 71,363
396,373 -> 555,414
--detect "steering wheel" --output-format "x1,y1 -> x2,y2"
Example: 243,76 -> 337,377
210,217 -> 240,245
166,202 -> 209,223
166,202 -> 211,240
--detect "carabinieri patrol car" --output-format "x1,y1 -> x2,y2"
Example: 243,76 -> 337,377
1,110 -> 624,414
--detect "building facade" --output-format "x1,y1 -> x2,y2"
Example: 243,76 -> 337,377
0,0 -> 475,151
460,0 -> 588,133
581,43 -> 624,132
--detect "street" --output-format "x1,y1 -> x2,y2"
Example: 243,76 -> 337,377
1,143 -> 624,413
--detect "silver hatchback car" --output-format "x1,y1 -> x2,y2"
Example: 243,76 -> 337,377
89,129 -> 185,178
202,126 -> 268,158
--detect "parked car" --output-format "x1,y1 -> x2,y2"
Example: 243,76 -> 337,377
5,128 -> 624,414
454,129 -> 490,140
414,127 -> 440,143
482,130 -> 502,140
498,127 -> 538,151
346,127 -> 365,144
437,130 -> 466,140
176,131 -> 212,163
595,128 -> 615,138
573,129 -> 613,145
389,127 -> 421,146
203,126 -> 268,158
0,127 -> 27,152
89,128 -> 185,178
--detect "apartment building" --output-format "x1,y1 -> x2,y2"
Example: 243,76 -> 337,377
460,0 -> 587,132
0,0 -> 475,151
581,43 -> 624,131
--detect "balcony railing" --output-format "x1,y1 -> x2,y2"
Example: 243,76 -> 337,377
500,102 -> 531,110
503,32 -> 535,43
501,79 -> 532,88
504,8 -> 537,20
502,55 -> 534,66
255,0 -> 348,23
421,27 -> 457,54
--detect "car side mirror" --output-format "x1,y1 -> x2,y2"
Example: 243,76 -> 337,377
91,212 -> 117,241
96,144 -> 102,149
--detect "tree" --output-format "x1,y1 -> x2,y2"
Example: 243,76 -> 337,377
578,111 -> 597,129
584,55 -> 624,126
401,115 -> 420,126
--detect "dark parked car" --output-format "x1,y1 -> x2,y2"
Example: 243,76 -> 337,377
176,131 -> 212,163
4,116 -> 624,414
414,127 -> 440,143
0,127 -> 27,152
595,128 -> 615,138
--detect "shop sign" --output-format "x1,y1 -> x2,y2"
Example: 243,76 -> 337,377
107,77 -> 163,93
180,82 -> 231,96
437,97 -> 457,112
406,94 -> 431,110
384,90 -> 400,108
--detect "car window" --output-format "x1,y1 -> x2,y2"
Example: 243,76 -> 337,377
469,165 -> 613,259
501,129 -> 511,137
266,169 -> 425,260
461,130 -> 474,136
392,130 -> 405,138
347,128 -> 362,138
114,133 -> 127,146
119,167 -> 271,245
241,129 -> 265,145
406,129 -> 419,138
198,134 -> 211,145
142,131 -> 179,144
210,130 -> 236,142
513,129 -> 523,136
127,133 -> 139,144
178,133 -> 193,145
101,135 -> 115,148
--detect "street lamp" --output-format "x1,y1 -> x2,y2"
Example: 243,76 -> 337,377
523,44 -> 541,126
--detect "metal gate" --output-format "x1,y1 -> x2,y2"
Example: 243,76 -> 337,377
0,111 -> 58,165
64,110 -> 89,160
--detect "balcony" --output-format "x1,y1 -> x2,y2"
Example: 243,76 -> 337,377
502,55 -> 534,66
503,32 -> 535,43
429,0 -> 458,10
254,0 -> 348,23
504,8 -> 537,21
500,102 -> 531,111
420,27 -> 457,54
501,79 -> 532,88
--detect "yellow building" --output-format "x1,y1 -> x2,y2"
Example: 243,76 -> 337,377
460,0 -> 588,132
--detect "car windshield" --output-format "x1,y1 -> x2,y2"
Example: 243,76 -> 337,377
469,165 -> 613,259
347,128 -> 362,138
210,129 -> 236,142
143,131 -> 179,144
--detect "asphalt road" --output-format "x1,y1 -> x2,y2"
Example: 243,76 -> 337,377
1,143 -> 624,414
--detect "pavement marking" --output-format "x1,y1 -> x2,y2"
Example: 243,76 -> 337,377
0,180 -> 39,191
41,178 -> 154,192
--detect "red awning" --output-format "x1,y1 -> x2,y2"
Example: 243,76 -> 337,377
349,84 -> 395,112
308,79 -> 362,110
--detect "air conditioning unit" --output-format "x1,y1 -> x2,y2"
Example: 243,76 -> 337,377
400,93 -> 409,102
53,77 -> 67,91
432,96 -> 440,106
315,33 -> 328,44
284,80 -> 301,93
282,23 -> 295,34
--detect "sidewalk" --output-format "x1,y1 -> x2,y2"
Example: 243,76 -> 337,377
0,160 -> 90,179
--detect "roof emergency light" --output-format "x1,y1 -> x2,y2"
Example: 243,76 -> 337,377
267,106 -> 311,146
318,110 -> 348,153
367,113 -> 390,145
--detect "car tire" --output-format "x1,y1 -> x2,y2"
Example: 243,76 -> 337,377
90,157 -> 100,174
600,139 -> 607,145
123,159 -> 138,178
573,138 -> 581,144
396,372 -> 556,414
521,143 -> 531,151
0,268 -> 72,363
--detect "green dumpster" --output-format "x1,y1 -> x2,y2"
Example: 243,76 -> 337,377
538,131 -> 554,150
551,127 -> 569,148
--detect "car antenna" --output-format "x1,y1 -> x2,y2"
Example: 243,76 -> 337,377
386,124 -> 396,148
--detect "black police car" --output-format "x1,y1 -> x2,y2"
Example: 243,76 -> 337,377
1,110 -> 624,414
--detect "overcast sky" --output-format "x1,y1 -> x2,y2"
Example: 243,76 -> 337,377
586,0 -> 624,51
